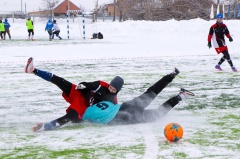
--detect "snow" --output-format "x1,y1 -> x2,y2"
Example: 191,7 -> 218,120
0,16 -> 240,158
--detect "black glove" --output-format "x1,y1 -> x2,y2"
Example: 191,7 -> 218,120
76,82 -> 88,90
207,42 -> 212,48
229,37 -> 233,42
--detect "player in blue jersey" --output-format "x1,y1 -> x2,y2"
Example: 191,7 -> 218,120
82,68 -> 195,125
45,18 -> 54,41
3,18 -> 11,40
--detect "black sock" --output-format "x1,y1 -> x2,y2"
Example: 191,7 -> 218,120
218,57 -> 225,65
227,59 -> 233,67
33,68 -> 37,75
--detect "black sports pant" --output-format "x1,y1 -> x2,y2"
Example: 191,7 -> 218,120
28,29 -> 34,36
50,75 -> 80,125
0,31 -> 5,39
53,30 -> 60,36
110,74 -> 180,124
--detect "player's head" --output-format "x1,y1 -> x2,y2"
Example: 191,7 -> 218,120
109,76 -> 124,93
216,13 -> 223,19
53,20 -> 56,23
216,13 -> 223,23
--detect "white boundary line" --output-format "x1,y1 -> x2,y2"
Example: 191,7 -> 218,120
0,54 -> 222,64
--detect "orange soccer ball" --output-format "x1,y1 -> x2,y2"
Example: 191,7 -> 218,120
164,123 -> 183,142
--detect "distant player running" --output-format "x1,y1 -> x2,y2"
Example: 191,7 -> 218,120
207,13 -> 237,72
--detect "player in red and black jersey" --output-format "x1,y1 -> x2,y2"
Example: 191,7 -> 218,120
207,13 -> 237,72
25,57 -> 124,131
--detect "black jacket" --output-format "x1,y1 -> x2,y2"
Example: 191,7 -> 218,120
79,80 -> 118,106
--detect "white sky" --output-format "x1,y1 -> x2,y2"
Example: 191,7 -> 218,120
0,0 -> 113,12
0,0 -> 232,13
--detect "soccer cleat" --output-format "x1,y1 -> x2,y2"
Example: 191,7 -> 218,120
170,67 -> 180,77
25,57 -> 34,73
180,88 -> 195,97
173,67 -> 180,75
231,66 -> 237,72
32,123 -> 45,132
215,65 -> 222,71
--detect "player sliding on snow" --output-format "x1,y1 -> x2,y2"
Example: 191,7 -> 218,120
207,13 -> 237,72
25,59 -> 194,131
25,57 -> 124,131
82,69 -> 195,125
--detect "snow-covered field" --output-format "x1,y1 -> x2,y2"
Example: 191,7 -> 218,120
0,18 -> 240,158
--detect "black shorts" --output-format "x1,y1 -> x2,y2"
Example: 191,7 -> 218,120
28,29 -> 34,35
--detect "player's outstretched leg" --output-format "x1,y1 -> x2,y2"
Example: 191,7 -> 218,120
120,68 -> 180,115
147,67 -> 179,95
32,120 -> 59,132
154,88 -> 195,119
162,88 -> 195,110
25,57 -> 53,81
25,57 -> 72,96
32,110 -> 78,132
142,88 -> 195,123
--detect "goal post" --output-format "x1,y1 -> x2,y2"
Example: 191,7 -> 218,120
66,10 -> 85,40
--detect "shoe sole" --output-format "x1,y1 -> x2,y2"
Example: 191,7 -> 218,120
184,92 -> 195,96
25,58 -> 33,73
215,68 -> 223,71
180,88 -> 195,96
32,123 -> 43,132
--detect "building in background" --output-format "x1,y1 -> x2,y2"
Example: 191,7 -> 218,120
28,0 -> 81,17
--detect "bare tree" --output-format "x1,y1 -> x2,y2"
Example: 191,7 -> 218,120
92,0 -> 98,22
42,0 -> 59,19
118,0 -> 213,21
96,0 -> 237,21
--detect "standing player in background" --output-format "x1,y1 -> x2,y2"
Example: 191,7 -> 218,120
3,18 -> 11,40
52,20 -> 62,40
0,19 -> 5,40
45,18 -> 54,41
26,16 -> 34,41
207,13 -> 237,72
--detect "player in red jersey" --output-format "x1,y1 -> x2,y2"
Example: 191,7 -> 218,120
207,13 -> 237,72
25,57 -> 124,131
